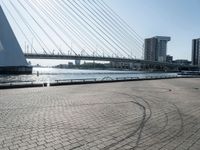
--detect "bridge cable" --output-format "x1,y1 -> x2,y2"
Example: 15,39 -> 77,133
25,0 -> 90,56
75,0 -> 134,58
93,0 -> 144,57
16,0 -> 71,56
60,0 -> 122,58
49,0 -> 107,57
56,0 -> 120,58
68,0 -> 132,58
76,0 -> 136,58
100,0 -> 144,44
52,0 -> 112,57
3,0 -> 145,59
84,0 -> 141,57
87,0 -> 144,57
7,1 -> 51,54
33,0 -> 101,57
1,1 -> 38,54
94,0 -> 144,46
19,0 -> 75,56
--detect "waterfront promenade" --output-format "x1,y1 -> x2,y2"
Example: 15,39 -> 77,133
0,78 -> 200,150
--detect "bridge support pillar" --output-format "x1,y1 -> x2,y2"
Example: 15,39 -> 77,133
0,6 -> 32,74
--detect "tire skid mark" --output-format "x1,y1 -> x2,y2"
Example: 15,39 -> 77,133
101,92 -> 152,150
139,102 -> 184,149
113,91 -> 184,150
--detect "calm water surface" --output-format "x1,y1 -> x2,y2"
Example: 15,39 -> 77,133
0,67 -> 178,83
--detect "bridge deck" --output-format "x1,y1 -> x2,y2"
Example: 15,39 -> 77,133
25,53 -> 196,68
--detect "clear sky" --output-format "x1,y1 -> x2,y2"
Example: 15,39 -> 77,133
108,0 -> 200,60
1,0 -> 200,66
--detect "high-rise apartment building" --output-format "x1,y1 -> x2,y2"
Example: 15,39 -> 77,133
144,36 -> 171,62
192,38 -> 200,66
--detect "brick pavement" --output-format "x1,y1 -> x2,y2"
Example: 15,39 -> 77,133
0,78 -> 200,150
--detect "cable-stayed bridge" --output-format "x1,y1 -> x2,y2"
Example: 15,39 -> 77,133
1,0 -> 143,58
0,0 -> 197,72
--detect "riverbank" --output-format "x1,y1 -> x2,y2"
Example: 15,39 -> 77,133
1,75 -> 197,89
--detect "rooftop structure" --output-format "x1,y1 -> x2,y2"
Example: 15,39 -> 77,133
144,36 -> 171,62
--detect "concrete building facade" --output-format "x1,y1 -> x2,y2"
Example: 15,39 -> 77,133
192,38 -> 200,66
144,36 -> 171,62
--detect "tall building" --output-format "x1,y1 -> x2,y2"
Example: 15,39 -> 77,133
192,38 -> 200,66
144,36 -> 171,62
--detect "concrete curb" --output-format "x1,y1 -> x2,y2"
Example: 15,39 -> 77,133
0,76 -> 199,90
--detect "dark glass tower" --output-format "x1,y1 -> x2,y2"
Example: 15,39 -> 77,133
192,38 -> 200,66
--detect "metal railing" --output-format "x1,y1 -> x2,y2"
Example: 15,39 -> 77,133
0,74 -> 194,89
0,80 -> 35,85
55,78 -> 97,83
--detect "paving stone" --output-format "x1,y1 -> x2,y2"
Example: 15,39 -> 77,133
0,78 -> 200,149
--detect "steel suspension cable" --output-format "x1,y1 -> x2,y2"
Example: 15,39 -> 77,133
34,0 -> 101,57
16,0 -> 70,55
8,1 -> 51,54
93,0 -> 144,51
87,0 -> 144,57
76,0 -> 135,58
94,0 -> 144,58
69,0 -> 132,58
22,0 -> 77,55
57,0 -> 120,58
85,0 -> 139,51
51,0 -> 108,57
99,0 -> 144,44
1,1 -> 38,54
26,0 -> 88,56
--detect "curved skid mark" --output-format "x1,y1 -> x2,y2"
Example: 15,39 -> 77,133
101,92 -> 152,150
135,103 -> 184,149
111,92 -> 184,150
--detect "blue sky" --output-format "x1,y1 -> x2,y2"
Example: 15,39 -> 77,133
108,0 -> 200,60
1,0 -> 200,66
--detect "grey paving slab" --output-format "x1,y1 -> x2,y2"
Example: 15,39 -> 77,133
0,78 -> 200,150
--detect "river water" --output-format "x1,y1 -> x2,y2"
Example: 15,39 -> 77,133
0,67 -> 178,83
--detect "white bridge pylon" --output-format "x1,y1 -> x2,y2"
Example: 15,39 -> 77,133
0,5 -> 28,67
